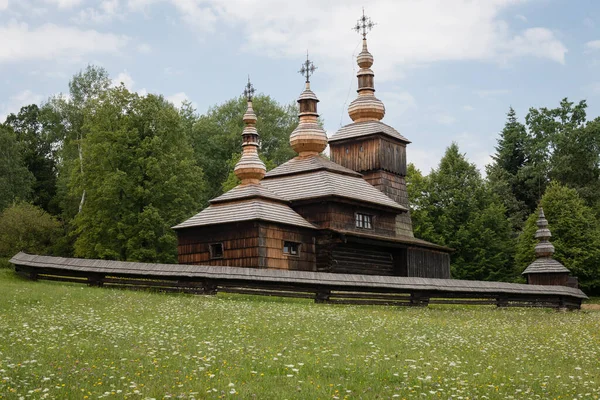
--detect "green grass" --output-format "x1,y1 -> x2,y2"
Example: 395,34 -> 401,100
0,269 -> 599,399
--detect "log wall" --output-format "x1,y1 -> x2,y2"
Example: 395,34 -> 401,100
527,273 -> 570,287
407,247 -> 451,279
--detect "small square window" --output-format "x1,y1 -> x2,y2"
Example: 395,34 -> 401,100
355,213 -> 373,229
209,243 -> 223,259
283,241 -> 300,256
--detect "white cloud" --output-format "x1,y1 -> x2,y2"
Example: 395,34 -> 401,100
515,14 -> 527,22
0,21 -> 129,63
44,0 -> 83,8
166,92 -> 189,108
73,0 -> 121,24
112,70 -> 135,90
0,0 -> 8,11
585,40 -> 600,52
504,27 -> 567,64
463,105 -> 475,111
121,0 -> 566,77
378,91 -> 417,115
0,89 -> 44,122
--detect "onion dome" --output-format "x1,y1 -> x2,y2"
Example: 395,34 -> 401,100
523,207 -> 571,275
289,53 -> 328,156
348,10 -> 385,123
234,78 -> 266,184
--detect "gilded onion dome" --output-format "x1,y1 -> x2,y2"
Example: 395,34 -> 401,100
348,10 -> 385,122
234,78 -> 266,184
289,53 -> 328,156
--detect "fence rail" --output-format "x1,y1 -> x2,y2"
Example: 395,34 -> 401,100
10,252 -> 586,310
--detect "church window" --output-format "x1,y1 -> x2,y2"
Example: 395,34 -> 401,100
209,243 -> 224,259
355,213 -> 373,229
283,241 -> 300,256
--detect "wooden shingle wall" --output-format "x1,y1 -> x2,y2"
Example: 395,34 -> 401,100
177,222 -> 260,267
258,223 -> 316,271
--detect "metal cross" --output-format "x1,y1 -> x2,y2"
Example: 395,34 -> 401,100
243,76 -> 255,101
353,8 -> 375,39
299,51 -> 317,83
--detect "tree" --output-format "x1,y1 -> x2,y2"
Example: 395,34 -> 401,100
486,107 -> 535,230
408,143 -> 516,281
0,125 -> 34,211
71,86 -> 205,263
516,182 -> 600,294
4,104 -> 60,214
0,203 -> 63,261
192,95 -> 297,201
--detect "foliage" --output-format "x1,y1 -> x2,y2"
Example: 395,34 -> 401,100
516,182 -> 600,294
0,124 -> 34,211
4,104 -> 60,214
192,95 -> 297,201
408,144 -> 516,281
488,100 -> 600,230
1,274 -> 600,398
0,202 -> 63,260
71,86 -> 204,263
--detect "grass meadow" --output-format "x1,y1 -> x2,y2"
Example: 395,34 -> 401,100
0,268 -> 599,399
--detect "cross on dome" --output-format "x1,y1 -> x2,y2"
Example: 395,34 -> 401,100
243,76 -> 255,101
353,8 -> 375,39
299,52 -> 317,83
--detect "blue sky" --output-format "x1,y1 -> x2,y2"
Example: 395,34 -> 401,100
1,0 -> 600,174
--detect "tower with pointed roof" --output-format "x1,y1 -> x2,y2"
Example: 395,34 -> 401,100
329,10 -> 414,238
522,208 -> 576,287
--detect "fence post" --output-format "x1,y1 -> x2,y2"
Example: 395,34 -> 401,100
315,289 -> 330,303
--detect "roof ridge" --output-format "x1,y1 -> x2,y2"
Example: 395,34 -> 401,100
264,155 -> 362,179
210,183 -> 289,205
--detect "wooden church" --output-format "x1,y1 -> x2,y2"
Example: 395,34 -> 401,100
173,13 -> 452,278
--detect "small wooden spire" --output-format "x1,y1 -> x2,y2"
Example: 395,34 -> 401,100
534,207 -> 555,258
289,52 -> 328,156
234,77 -> 266,184
348,9 -> 385,122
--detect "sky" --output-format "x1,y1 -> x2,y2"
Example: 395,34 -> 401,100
1,0 -> 600,174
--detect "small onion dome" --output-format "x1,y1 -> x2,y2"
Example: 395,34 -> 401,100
348,38 -> 385,122
290,80 -> 328,156
234,96 -> 266,184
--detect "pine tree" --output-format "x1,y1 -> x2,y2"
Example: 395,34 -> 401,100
409,143 -> 516,281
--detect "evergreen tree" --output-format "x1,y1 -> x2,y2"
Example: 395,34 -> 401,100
408,143 -> 516,281
516,182 -> 600,294
0,125 -> 34,211
71,86 -> 205,263
486,107 -> 533,230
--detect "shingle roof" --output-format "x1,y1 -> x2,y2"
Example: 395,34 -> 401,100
10,252 -> 587,299
262,169 -> 408,212
264,155 -> 362,178
329,120 -> 410,144
210,184 -> 287,204
522,258 -> 571,275
331,229 -> 453,252
173,199 -> 316,230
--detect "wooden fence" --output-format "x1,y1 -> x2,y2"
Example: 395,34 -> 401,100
10,252 -> 586,310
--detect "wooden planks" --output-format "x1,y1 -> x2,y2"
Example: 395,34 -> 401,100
9,252 -> 587,310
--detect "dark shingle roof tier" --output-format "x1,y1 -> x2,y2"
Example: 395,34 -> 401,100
172,199 -> 316,230
522,258 -> 571,275
210,184 -> 287,204
262,169 -> 407,212
329,120 -> 410,144
264,155 -> 362,178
